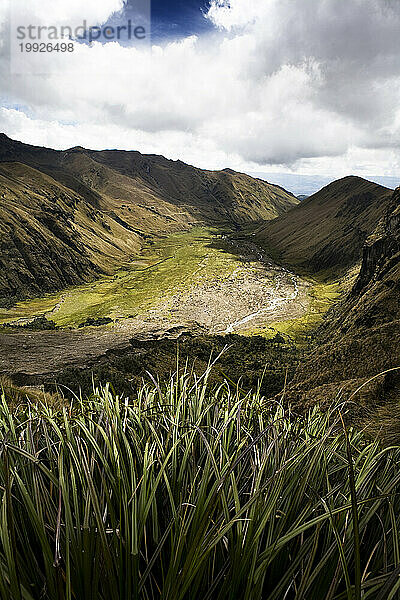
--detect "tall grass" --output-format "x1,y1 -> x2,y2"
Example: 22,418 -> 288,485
0,369 -> 400,599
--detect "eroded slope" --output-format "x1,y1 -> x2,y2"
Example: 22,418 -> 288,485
288,187 -> 400,407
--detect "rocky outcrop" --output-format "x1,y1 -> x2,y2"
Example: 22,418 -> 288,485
353,188 -> 400,296
287,187 -> 400,409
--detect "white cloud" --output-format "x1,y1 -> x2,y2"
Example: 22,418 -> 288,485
0,106 -> 243,170
206,0 -> 261,30
11,0 -> 124,28
1,0 -> 400,176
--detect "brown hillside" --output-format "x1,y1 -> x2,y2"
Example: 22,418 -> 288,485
287,187 -> 400,409
255,176 -> 394,279
0,134 -> 297,304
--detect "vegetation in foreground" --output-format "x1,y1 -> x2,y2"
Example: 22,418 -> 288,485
52,334 -> 300,399
0,369 -> 400,599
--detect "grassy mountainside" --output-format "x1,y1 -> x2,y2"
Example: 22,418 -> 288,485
255,176 -> 394,279
86,151 -> 296,223
287,187 -> 400,407
0,162 -> 142,303
0,134 -> 297,305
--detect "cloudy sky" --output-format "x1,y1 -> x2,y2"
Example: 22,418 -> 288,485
1,0 -> 400,179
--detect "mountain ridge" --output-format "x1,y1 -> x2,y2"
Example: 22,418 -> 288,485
286,186 -> 400,408
255,175 -> 394,279
0,134 -> 298,305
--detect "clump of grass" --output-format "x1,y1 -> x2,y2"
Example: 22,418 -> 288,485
0,376 -> 62,409
0,369 -> 399,599
364,402 -> 400,447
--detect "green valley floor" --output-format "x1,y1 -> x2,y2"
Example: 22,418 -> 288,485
0,228 -> 340,378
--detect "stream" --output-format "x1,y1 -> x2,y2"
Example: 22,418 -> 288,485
225,269 -> 300,334
219,236 -> 301,334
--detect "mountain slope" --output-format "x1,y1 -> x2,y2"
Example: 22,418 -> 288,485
0,134 -> 297,304
255,176 -> 394,278
0,161 -> 147,302
0,134 -> 297,226
287,187 -> 400,408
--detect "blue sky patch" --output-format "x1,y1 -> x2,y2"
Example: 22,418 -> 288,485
150,0 -> 214,40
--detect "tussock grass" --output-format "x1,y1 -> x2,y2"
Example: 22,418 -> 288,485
0,369 -> 399,599
365,403 -> 400,447
0,376 -> 62,409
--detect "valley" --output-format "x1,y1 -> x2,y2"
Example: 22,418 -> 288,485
0,227 -> 339,378
0,135 -> 398,409
1,135 -> 400,600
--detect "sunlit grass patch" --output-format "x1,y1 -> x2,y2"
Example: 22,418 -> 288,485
0,228 -> 240,328
251,280 -> 342,344
0,293 -> 62,325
